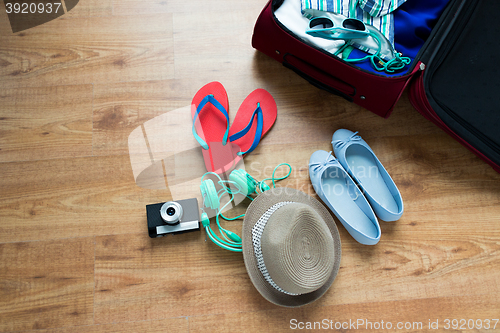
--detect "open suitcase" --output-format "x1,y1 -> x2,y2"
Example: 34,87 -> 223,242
252,0 -> 500,173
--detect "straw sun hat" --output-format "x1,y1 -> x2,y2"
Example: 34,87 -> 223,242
242,187 -> 342,307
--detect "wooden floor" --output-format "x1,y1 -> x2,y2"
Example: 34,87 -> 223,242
1,0 -> 500,332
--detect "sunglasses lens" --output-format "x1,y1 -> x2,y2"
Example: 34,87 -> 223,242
309,18 -> 333,30
343,19 -> 365,31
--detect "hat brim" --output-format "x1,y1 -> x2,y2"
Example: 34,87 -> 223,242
242,187 -> 342,307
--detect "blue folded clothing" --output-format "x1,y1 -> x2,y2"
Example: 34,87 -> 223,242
393,0 -> 451,59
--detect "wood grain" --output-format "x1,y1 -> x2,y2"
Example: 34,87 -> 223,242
112,0 -> 264,15
92,79 -> 193,156
0,154 -> 173,243
0,13 -> 174,88
2,135 -> 497,243
1,0 -> 500,331
15,318 -> 188,333
0,84 -> 93,162
90,77 -> 441,158
92,212 -> 500,324
172,9 -> 265,84
0,238 -> 94,332
64,0 -> 113,18
188,294 -> 500,332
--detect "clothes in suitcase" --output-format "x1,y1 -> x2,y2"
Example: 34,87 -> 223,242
251,0 -> 500,173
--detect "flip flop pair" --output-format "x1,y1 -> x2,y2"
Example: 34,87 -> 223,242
191,82 -> 277,173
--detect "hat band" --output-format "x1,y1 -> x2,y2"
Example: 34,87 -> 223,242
251,201 -> 299,296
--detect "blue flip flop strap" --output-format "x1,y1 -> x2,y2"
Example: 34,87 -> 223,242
229,103 -> 263,156
192,94 -> 229,150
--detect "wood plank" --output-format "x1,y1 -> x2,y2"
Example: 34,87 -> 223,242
0,0 -> 113,23
0,238 -> 94,332
0,84 -> 93,163
188,294 -> 500,332
91,75 -> 315,158
64,0 -> 113,18
0,14 -> 173,88
92,80 -> 193,157
0,155 -> 172,243
327,234 -> 500,307
1,0 -> 500,329
93,231 -> 269,324
93,213 -> 500,324
112,0 -> 264,15
2,131 -> 498,242
16,318 -> 188,333
90,78 -> 435,158
172,9 -> 265,84
261,89 -> 440,147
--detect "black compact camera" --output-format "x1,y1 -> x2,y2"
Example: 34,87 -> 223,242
146,198 -> 200,238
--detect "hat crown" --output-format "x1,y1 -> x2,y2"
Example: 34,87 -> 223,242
261,203 -> 335,295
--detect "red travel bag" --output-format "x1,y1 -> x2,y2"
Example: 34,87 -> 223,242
252,0 -> 500,173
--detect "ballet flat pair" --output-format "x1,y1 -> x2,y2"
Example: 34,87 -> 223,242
309,129 -> 403,245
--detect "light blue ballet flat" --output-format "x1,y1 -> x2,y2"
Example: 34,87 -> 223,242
309,150 -> 380,245
331,129 -> 404,222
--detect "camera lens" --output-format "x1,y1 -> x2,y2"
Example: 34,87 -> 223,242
160,201 -> 183,225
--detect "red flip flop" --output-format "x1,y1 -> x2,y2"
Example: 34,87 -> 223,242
228,89 -> 277,156
191,82 -> 241,173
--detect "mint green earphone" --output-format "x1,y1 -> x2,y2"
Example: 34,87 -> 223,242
200,163 -> 292,252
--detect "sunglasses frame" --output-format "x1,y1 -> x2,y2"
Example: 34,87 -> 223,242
306,15 -> 370,40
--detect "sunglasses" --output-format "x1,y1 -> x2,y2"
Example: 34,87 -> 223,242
306,14 -> 370,40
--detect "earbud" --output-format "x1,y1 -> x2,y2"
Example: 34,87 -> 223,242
223,229 -> 242,243
259,182 -> 271,192
201,212 -> 210,228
